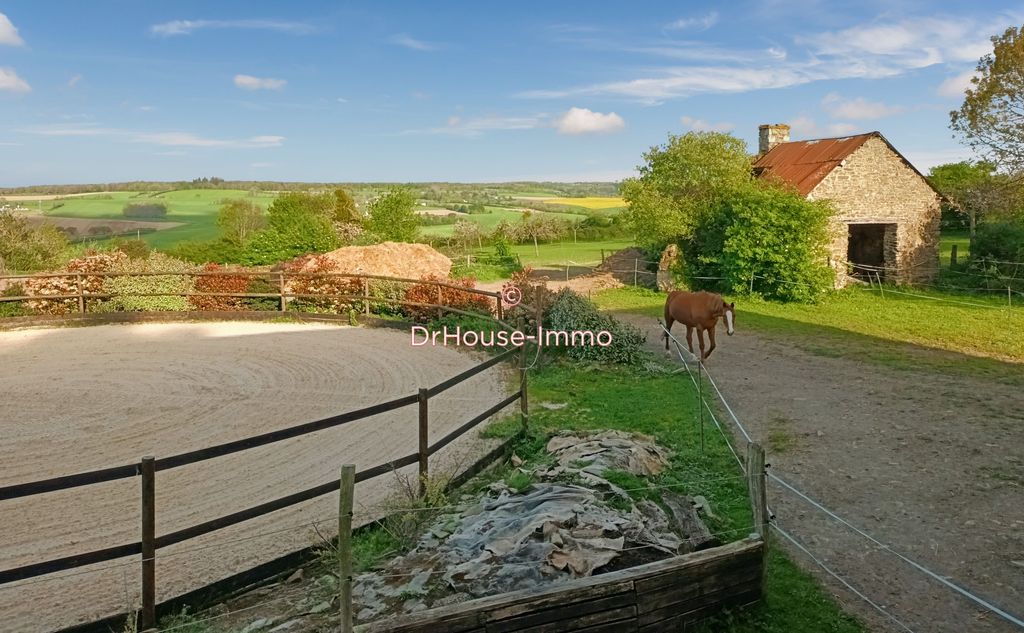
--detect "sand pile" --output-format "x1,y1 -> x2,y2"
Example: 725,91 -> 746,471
307,242 -> 451,279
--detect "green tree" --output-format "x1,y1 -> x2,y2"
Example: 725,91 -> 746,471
217,199 -> 266,246
951,25 -> 1024,172
621,132 -> 752,247
366,188 -> 419,242
0,212 -> 69,273
929,161 -> 1023,236
451,219 -> 483,250
242,192 -> 340,264
333,188 -> 361,223
685,183 -> 835,302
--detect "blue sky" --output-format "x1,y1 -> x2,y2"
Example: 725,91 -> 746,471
0,1 -> 1019,186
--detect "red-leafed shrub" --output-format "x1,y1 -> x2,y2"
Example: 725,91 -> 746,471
283,254 -> 361,313
190,263 -> 250,311
23,251 -> 128,314
402,275 -> 493,322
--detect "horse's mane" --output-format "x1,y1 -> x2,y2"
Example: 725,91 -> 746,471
697,291 -> 726,316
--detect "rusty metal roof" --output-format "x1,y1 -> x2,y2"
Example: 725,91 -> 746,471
752,132 -> 877,196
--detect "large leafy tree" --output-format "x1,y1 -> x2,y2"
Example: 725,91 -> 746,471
242,192 -> 340,264
621,132 -> 752,247
217,198 -> 266,246
928,161 -> 1022,235
366,188 -> 419,242
951,25 -> 1024,172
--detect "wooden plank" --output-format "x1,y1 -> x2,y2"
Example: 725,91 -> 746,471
357,610 -> 484,633
638,579 -> 761,629
487,580 -> 635,623
637,564 -> 762,621
488,591 -> 634,633
139,456 -> 156,630
507,605 -> 636,633
339,464 -> 356,633
634,545 -> 761,595
418,388 -> 429,497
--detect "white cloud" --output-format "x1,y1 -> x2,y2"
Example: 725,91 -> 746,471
150,19 -> 314,37
938,70 -> 978,98
821,93 -> 903,119
21,123 -> 285,148
521,13 -> 1009,103
406,114 -> 545,137
67,74 -> 82,88
666,12 -> 718,31
0,67 -> 30,93
680,116 -> 734,132
0,12 -> 24,46
788,116 -> 858,139
555,107 -> 625,135
138,105 -> 157,112
336,97 -> 348,103
389,34 -> 441,52
234,74 -> 287,90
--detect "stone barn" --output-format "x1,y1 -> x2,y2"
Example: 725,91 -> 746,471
752,124 -> 941,286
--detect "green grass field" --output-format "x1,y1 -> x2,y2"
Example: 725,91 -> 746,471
594,285 -> 1024,383
419,206 -> 590,238
490,238 -> 636,267
34,189 -> 279,249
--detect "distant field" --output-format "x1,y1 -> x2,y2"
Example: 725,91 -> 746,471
420,206 -> 589,238
26,189 -> 278,249
482,239 -> 636,267
515,196 -> 626,210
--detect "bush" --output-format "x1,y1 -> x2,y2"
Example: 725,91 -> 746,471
968,221 -> 1024,291
189,263 -> 250,311
242,193 -> 341,265
122,203 -> 168,218
23,251 -> 128,314
164,239 -> 245,265
0,211 -> 70,273
684,183 -> 835,303
283,254 -> 361,313
101,253 -> 195,312
0,283 -> 31,317
366,188 -> 419,242
545,288 -> 646,365
112,238 -> 150,260
403,275 -> 492,322
367,279 -> 409,316
243,275 -> 281,311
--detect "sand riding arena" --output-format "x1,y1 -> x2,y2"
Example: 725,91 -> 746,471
0,321 -> 513,632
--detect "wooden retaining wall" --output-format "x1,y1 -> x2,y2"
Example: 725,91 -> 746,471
356,537 -> 764,633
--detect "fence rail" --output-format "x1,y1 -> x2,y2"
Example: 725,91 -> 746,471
0,339 -> 527,630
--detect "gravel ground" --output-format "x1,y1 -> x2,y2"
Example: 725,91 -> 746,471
0,322 -> 512,632
618,312 -> 1024,633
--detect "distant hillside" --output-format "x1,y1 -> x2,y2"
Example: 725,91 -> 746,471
0,180 -> 621,197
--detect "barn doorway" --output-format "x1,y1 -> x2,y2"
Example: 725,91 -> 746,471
847,223 -> 895,280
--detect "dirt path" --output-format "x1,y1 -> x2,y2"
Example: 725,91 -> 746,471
615,312 -> 1024,632
0,322 -> 512,633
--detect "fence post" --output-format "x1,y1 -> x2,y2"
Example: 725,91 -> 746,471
749,274 -> 755,295
338,464 -> 355,633
495,292 -> 504,322
745,443 -> 769,580
1009,286 -> 1013,307
950,244 -> 958,268
140,456 -> 156,631
633,258 -> 638,286
418,388 -> 429,497
436,285 -> 443,320
519,317 -> 529,433
876,272 -> 885,298
278,272 -> 287,312
601,249 -> 605,264
697,362 -> 705,455
565,261 -> 570,282
533,286 -> 545,365
75,274 -> 86,314
361,278 -> 370,316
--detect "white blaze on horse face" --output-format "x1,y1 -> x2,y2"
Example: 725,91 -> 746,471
725,309 -> 734,335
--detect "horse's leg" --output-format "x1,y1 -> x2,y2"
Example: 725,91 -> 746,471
696,326 -> 707,361
706,324 -> 717,359
664,315 -> 674,351
685,326 -> 695,355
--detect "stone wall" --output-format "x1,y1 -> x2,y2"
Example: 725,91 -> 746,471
809,136 -> 941,286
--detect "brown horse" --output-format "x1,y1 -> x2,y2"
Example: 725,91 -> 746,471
663,291 -> 735,361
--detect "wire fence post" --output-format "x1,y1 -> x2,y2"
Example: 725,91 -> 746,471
278,272 -> 287,312
565,261 -> 570,282
519,316 -> 529,434
362,278 -> 370,316
495,292 -> 504,322
698,362 -> 705,455
950,244 -> 958,268
633,258 -> 638,286
745,442 -> 768,582
76,273 -> 86,314
533,286 -> 545,365
749,273 -> 755,295
140,456 -> 156,631
418,388 -> 429,497
338,464 -> 355,633
876,272 -> 885,298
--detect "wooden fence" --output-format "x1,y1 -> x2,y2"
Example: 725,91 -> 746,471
0,341 -> 528,630
0,270 -> 523,324
356,537 -> 765,633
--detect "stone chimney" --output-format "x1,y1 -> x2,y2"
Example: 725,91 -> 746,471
758,124 -> 790,155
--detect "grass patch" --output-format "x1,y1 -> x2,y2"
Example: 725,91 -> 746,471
484,359 -> 865,632
480,238 -> 636,268
940,229 -> 970,270
594,285 -> 1024,383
